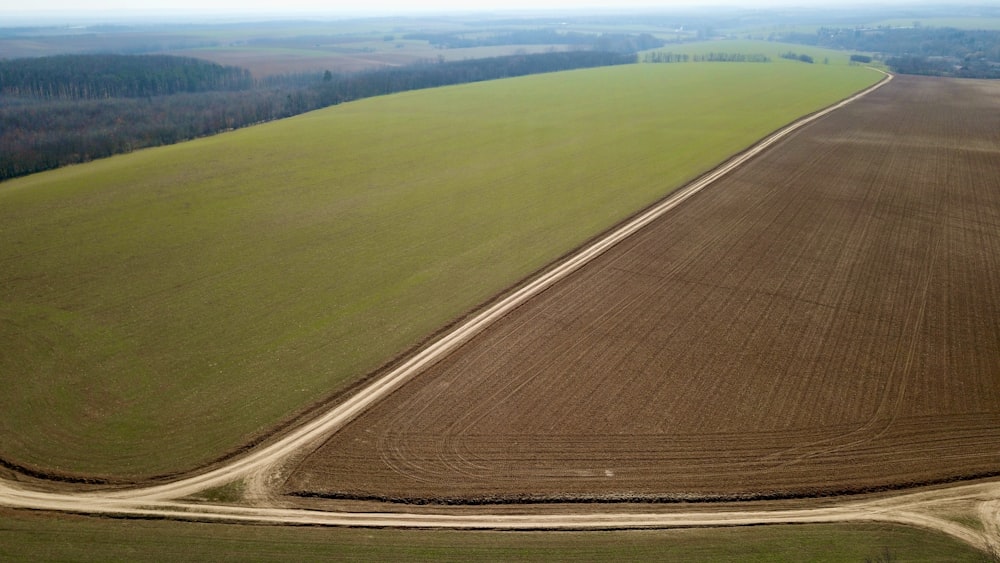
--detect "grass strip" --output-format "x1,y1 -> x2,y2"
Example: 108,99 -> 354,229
0,509 -> 987,562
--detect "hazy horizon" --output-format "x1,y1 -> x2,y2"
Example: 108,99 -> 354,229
1,0 -> 935,25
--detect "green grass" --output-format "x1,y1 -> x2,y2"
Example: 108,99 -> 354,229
0,62 -> 882,479
185,479 -> 246,504
0,510 -> 987,562
942,512 -> 988,535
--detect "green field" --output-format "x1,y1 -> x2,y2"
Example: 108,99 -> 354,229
0,510 -> 986,562
642,39 -> 876,65
0,62 -> 881,479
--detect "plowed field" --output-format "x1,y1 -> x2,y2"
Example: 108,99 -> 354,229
286,76 -> 1000,502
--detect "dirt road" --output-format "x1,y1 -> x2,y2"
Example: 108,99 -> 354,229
0,477 -> 997,553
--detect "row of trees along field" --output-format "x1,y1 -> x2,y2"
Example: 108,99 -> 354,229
0,50 -> 634,181
642,52 -> 771,63
779,52 -> 816,64
773,26 -> 1000,78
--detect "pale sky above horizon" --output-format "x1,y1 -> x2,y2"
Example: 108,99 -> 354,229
1,0 -> 908,19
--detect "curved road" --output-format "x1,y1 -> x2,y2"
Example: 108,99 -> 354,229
4,69 -> 996,553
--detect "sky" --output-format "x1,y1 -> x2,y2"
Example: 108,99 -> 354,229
1,0 -> 903,19
0,0 -> 932,27
3,0 -> 693,14
3,0 -> 756,11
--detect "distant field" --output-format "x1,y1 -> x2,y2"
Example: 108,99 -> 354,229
0,18 -> 478,60
176,20 -> 689,77
0,62 -> 880,480
642,39 -> 874,65
729,16 -> 1000,37
0,509 -> 985,562
877,18 -> 1000,30
177,43 -> 572,76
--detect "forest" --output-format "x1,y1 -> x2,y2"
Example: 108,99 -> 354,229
0,50 -> 634,181
0,54 -> 253,99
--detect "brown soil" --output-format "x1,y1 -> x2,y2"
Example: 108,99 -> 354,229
284,75 -> 1000,503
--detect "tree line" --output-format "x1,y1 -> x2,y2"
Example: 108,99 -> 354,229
883,54 -> 1000,78
0,54 -> 254,100
772,26 -> 1000,78
1,50 -> 635,181
309,51 -> 635,107
780,52 -> 815,64
643,52 -> 770,63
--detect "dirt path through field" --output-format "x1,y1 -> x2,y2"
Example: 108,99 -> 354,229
0,477 -> 997,552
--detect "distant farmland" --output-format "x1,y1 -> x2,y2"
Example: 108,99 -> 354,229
286,75 -> 1000,502
176,43 -> 571,76
0,62 -> 879,480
